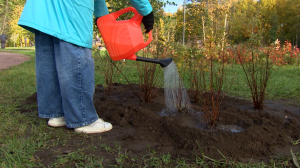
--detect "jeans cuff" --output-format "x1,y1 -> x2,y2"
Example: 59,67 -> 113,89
39,114 -> 64,118
66,117 -> 99,128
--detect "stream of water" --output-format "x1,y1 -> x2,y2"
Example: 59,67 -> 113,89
163,61 -> 190,115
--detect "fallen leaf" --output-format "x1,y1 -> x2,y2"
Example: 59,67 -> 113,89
291,148 -> 300,168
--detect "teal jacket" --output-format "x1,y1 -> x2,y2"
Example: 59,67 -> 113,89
18,0 -> 152,49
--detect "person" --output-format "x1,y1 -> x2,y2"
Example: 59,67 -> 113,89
18,0 -> 154,134
95,34 -> 102,49
0,33 -> 7,49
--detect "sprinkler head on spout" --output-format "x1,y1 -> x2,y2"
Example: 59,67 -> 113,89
159,58 -> 173,68
136,57 -> 173,68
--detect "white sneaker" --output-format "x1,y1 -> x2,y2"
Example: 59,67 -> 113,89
74,118 -> 113,134
48,117 -> 66,127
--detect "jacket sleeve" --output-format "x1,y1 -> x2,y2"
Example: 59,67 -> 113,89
94,0 -> 153,18
94,0 -> 109,18
129,0 -> 153,16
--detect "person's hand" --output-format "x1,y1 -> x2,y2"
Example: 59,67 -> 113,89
141,11 -> 154,33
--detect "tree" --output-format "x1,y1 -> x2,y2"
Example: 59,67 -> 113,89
276,0 -> 300,46
8,4 -> 31,46
257,0 -> 277,44
0,0 -> 9,33
228,0 -> 258,44
174,0 -> 231,47
161,13 -> 176,42
0,0 -> 27,33
268,14 -> 278,43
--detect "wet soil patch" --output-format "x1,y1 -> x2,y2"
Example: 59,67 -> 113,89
21,83 -> 300,166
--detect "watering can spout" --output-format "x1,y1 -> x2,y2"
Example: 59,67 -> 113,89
136,57 -> 173,68
159,58 -> 173,67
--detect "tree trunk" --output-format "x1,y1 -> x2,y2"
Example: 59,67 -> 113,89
1,0 -> 9,34
202,16 -> 205,46
221,14 -> 227,51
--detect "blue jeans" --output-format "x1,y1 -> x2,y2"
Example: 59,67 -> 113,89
35,31 -> 98,128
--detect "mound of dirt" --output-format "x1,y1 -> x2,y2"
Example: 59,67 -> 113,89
22,83 -> 300,165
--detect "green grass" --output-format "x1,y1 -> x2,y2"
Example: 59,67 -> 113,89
0,50 -> 36,104
225,64 -> 300,100
267,66 -> 300,99
0,50 -> 299,167
2,47 -> 35,51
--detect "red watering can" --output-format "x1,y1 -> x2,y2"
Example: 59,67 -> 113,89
96,7 -> 172,67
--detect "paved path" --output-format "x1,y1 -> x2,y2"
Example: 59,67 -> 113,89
0,52 -> 30,70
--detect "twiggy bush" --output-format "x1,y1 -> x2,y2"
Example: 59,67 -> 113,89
93,49 -> 124,95
203,49 -> 227,127
187,43 -> 228,127
136,43 -> 164,103
236,45 -> 272,110
186,46 -> 204,104
270,40 -> 300,65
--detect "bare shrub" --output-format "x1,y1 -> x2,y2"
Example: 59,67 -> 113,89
187,46 -> 204,104
236,45 -> 272,110
136,44 -> 164,102
188,45 -> 228,127
136,61 -> 162,103
93,49 -> 124,95
174,78 -> 190,113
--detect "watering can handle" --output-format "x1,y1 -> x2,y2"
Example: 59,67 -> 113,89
143,30 -> 153,46
111,7 -> 153,48
111,7 -> 139,21
109,7 -> 153,56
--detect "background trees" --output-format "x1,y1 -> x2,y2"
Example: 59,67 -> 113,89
0,0 -> 27,33
0,0 -> 33,47
174,0 -> 300,47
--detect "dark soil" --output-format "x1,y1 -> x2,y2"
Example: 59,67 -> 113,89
21,83 -> 300,167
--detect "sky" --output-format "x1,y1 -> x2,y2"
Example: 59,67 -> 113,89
163,0 -> 183,14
